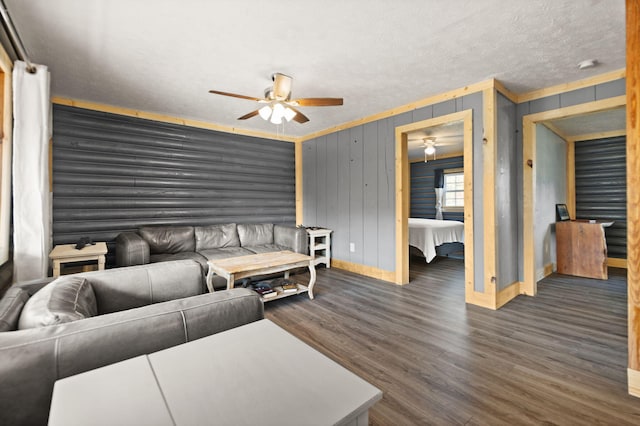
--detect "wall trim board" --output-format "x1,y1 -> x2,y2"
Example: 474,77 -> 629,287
295,141 -> 303,225
301,80 -> 496,143
543,263 -> 555,277
51,97 -> 298,143
395,128 -> 410,284
567,129 -> 626,143
517,68 -> 626,103
0,44 -> 12,267
465,290 -> 495,309
482,88 -> 498,302
522,95 -> 627,297
496,281 -> 522,309
608,257 -> 628,268
629,368 -> 640,398
331,258 -> 395,283
493,79 -> 520,104
462,109 -> 475,305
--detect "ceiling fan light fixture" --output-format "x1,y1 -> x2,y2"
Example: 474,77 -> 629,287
258,105 -> 272,120
425,145 -> 436,156
270,103 -> 285,124
283,107 -> 296,122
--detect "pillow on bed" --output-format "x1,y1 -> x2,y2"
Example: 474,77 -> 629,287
18,276 -> 98,329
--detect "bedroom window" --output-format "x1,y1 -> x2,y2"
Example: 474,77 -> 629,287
443,169 -> 464,211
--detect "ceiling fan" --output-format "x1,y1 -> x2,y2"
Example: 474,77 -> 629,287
409,136 -> 458,162
209,73 -> 343,124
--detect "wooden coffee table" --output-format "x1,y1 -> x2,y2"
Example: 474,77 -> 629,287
206,250 -> 317,299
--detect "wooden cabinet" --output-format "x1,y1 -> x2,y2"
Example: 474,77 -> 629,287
556,221 -> 609,280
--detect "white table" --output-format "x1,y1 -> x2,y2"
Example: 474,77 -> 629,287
307,228 -> 332,268
49,319 -> 382,426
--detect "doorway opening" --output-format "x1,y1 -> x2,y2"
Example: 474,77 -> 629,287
394,110 -> 474,301
522,96 -> 626,295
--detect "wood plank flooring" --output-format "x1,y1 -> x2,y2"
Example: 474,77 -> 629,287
264,257 -> 640,425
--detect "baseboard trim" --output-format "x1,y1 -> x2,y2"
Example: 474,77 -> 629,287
465,290 -> 496,309
331,259 -> 395,283
628,368 -> 640,398
496,281 -> 521,309
607,257 -> 628,269
543,263 -> 555,277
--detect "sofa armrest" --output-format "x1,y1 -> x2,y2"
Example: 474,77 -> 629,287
274,225 -> 308,254
0,288 -> 263,426
115,232 -> 150,266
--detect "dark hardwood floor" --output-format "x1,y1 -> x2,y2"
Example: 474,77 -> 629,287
265,257 -> 640,425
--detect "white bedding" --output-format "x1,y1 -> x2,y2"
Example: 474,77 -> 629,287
409,218 -> 464,263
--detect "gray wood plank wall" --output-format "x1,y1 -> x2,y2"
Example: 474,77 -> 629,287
303,93 -> 483,279
410,156 -> 464,221
515,78 -> 626,282
575,136 -> 627,259
52,105 -> 295,264
496,94 -> 518,290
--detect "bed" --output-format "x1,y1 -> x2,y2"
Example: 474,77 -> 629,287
409,218 -> 465,263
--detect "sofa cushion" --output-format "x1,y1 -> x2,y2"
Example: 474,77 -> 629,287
198,247 -> 254,260
18,276 -> 98,329
195,223 -> 240,251
237,223 -> 274,247
139,226 -> 195,254
245,244 -> 287,254
0,287 -> 30,331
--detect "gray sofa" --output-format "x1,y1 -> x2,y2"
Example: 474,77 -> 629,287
116,223 -> 308,289
0,260 -> 263,426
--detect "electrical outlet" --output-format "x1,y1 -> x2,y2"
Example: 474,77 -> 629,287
349,243 -> 355,252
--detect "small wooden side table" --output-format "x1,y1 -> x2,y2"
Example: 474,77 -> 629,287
307,228 -> 332,268
49,242 -> 108,277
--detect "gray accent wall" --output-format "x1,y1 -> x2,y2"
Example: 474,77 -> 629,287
302,93 -> 484,281
495,94 -> 518,290
410,156 -> 464,222
516,78 -> 626,282
574,136 -> 627,259
52,105 -> 295,263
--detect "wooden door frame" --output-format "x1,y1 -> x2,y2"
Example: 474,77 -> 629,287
521,96 -> 626,295
394,110 -> 474,296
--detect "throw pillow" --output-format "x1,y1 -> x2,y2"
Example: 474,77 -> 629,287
237,223 -> 274,247
0,287 -> 30,331
195,223 -> 240,250
18,276 -> 98,329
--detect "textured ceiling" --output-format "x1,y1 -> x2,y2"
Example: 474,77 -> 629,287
4,0 -> 626,138
546,107 -> 626,138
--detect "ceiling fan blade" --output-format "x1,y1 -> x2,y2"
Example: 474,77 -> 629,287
286,106 -> 310,123
209,90 -> 264,102
272,73 -> 293,100
237,110 -> 260,120
291,97 -> 343,107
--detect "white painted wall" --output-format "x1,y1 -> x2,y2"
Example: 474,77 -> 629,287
534,125 -> 567,281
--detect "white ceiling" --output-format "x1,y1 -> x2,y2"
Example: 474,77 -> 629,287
546,107 -> 626,138
4,0 -> 626,139
407,121 -> 464,161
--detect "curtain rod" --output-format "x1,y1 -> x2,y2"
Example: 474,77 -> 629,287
0,0 -> 35,73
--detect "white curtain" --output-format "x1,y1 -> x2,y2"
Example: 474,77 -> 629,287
434,188 -> 444,220
12,60 -> 51,282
